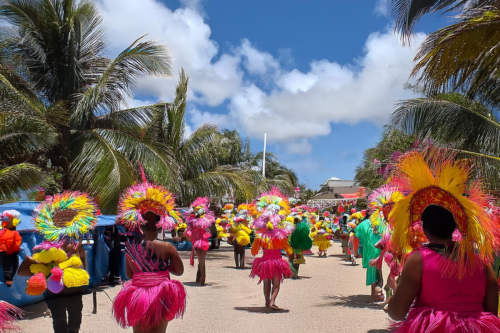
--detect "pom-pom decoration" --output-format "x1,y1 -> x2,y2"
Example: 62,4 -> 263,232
33,248 -> 68,264
33,191 -> 98,241
389,148 -> 498,277
26,272 -> 47,296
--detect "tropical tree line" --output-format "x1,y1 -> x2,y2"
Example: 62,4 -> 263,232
357,0 -> 500,191
0,0 -> 298,212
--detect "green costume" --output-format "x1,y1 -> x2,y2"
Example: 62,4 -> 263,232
356,218 -> 384,286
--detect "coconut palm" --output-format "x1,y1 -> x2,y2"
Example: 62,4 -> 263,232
390,1 -> 500,106
391,92 -> 500,187
146,69 -> 260,206
0,0 -> 174,212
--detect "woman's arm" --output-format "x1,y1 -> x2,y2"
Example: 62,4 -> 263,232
483,263 -> 499,316
17,256 -> 40,277
388,251 -> 423,321
155,241 -> 184,276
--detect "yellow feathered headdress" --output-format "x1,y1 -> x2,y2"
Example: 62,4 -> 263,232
389,149 -> 497,277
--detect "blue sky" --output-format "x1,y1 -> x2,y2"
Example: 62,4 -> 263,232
96,0 -> 448,189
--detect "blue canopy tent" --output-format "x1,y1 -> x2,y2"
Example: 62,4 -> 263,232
0,202 -> 125,307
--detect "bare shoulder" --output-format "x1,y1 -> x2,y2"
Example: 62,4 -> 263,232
151,240 -> 177,256
403,250 -> 423,276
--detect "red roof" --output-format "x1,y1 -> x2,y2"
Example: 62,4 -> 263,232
340,193 -> 360,199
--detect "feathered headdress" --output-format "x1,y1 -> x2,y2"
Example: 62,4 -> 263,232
236,203 -> 258,219
183,197 -> 215,229
34,191 -> 98,241
117,166 -> 181,231
368,184 -> 404,222
390,149 -> 498,277
253,188 -> 292,242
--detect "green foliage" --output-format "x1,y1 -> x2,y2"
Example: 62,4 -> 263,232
354,126 -> 415,191
392,92 -> 500,190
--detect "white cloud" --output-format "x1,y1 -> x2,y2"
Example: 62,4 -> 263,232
286,140 -> 313,155
375,0 -> 390,17
97,0 -> 424,156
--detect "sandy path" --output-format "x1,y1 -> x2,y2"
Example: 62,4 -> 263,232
18,240 -> 391,333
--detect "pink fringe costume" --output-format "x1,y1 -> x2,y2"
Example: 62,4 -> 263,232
183,197 -> 215,266
394,247 -> 500,333
113,242 -> 186,329
0,301 -> 24,332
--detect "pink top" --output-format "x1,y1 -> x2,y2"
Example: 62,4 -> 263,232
413,247 -> 486,313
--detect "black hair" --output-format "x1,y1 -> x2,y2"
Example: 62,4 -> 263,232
319,217 -> 325,221
421,205 -> 456,240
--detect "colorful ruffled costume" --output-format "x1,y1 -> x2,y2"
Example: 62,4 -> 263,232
114,176 -> 186,329
0,301 -> 24,332
250,188 -> 293,283
288,209 -> 313,277
183,197 -> 215,265
389,150 -> 500,332
229,203 -> 257,246
310,219 -> 332,254
25,192 -> 98,296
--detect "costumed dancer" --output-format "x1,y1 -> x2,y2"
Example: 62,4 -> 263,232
184,197 -> 215,285
387,150 -> 500,332
228,203 -> 257,269
17,191 -> 97,333
114,170 -> 185,333
250,188 -> 293,310
367,185 -> 404,302
310,217 -> 332,257
0,210 -> 22,287
0,301 -> 24,332
288,210 -> 313,278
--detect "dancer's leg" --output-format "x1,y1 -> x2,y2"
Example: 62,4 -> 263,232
263,279 -> 271,307
233,247 -> 239,268
196,249 -> 207,285
270,276 -> 281,309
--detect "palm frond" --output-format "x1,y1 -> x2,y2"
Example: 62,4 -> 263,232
412,5 -> 500,101
68,130 -> 135,213
0,163 -> 45,200
95,103 -> 162,135
167,68 -> 188,152
390,0 -> 483,42
391,93 -> 500,154
70,37 -> 172,129
0,112 -> 57,163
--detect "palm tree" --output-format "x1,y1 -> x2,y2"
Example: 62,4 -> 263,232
0,0 -> 173,212
391,92 -> 500,188
390,1 -> 500,106
249,152 -> 298,194
146,70 -> 259,206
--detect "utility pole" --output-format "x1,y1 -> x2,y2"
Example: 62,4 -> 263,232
262,133 -> 267,177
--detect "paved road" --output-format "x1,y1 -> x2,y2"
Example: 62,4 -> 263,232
19,240 -> 390,332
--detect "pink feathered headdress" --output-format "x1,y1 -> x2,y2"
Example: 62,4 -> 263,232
183,197 -> 215,229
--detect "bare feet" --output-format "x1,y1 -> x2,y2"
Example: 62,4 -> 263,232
269,304 -> 281,311
265,300 -> 271,308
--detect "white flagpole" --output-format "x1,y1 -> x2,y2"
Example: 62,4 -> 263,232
262,133 -> 267,177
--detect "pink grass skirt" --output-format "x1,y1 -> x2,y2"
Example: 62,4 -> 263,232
393,307 -> 500,333
0,301 -> 24,332
250,249 -> 292,284
113,271 -> 186,329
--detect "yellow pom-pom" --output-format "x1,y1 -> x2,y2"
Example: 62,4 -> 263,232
30,264 -> 51,277
33,248 -> 68,264
266,221 -> 274,230
59,255 -> 83,270
62,267 -> 89,288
